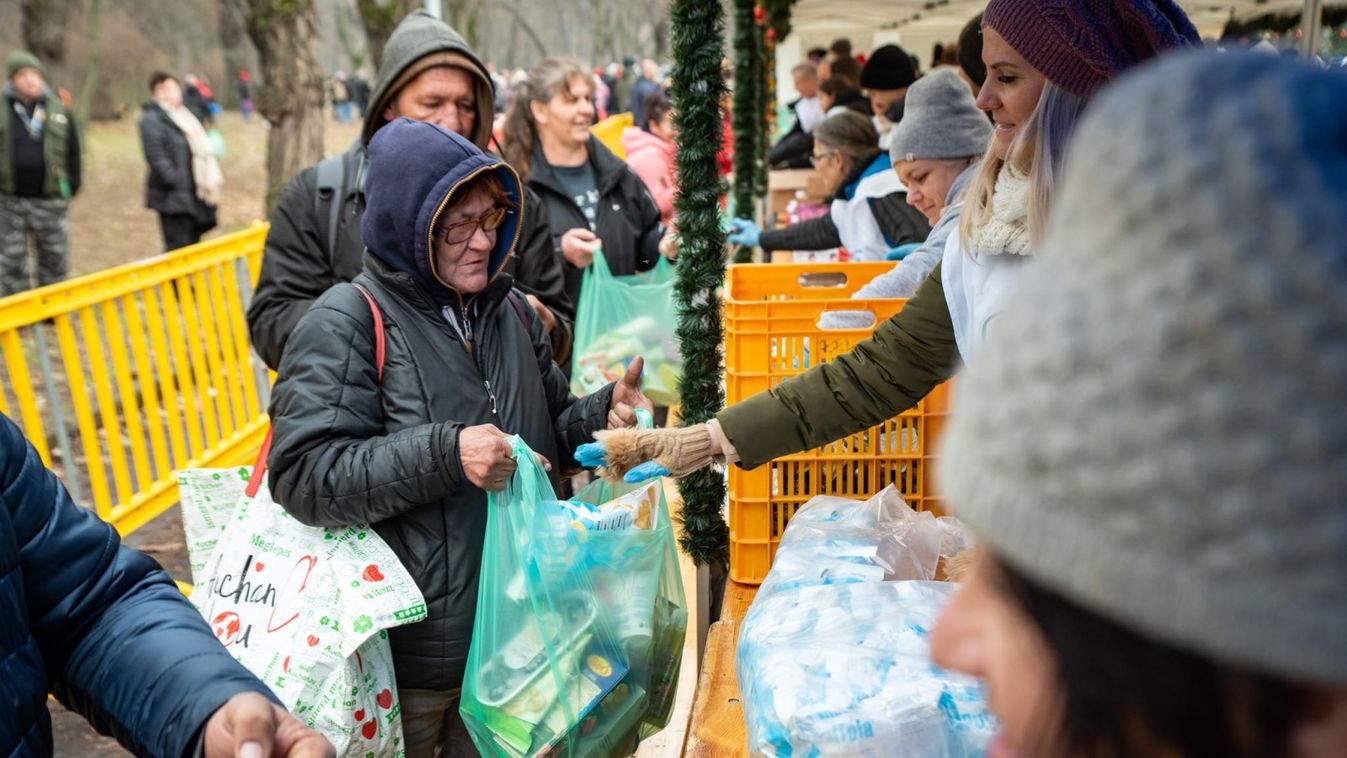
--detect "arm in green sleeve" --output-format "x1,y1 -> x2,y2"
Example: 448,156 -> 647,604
717,262 -> 959,469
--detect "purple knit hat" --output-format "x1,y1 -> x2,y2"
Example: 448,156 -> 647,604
982,0 -> 1200,98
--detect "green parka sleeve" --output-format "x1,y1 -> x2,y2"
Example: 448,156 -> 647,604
717,262 -> 959,469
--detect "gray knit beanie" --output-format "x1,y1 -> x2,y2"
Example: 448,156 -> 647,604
938,52 -> 1347,686
889,69 -> 992,164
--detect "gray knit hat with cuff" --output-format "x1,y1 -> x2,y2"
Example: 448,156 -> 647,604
889,69 -> 992,164
938,52 -> 1347,686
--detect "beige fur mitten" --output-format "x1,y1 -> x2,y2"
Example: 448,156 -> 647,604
592,423 -> 719,481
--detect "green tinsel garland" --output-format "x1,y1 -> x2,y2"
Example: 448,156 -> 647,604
753,7 -> 769,200
731,0 -> 761,241
669,0 -> 730,567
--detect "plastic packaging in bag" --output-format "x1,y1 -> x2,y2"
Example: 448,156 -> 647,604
462,437 -> 656,757
759,485 -> 945,599
571,476 -> 687,740
737,487 -> 995,757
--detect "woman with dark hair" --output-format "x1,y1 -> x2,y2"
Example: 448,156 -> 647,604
931,52 -> 1347,758
138,70 -> 222,250
957,12 -> 987,94
581,0 -> 1201,494
818,76 -> 871,117
500,58 -> 674,326
728,110 -> 930,261
621,90 -> 677,223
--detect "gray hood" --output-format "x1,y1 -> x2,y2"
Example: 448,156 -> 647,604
362,10 -> 495,148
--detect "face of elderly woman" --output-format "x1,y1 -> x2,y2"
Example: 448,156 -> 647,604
432,187 -> 505,294
811,136 -> 850,195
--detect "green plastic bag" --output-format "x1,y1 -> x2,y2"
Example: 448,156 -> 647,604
570,474 -> 687,740
570,249 -> 681,406
461,436 -> 646,757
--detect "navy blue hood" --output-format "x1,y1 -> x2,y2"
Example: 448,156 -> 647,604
362,117 -> 522,304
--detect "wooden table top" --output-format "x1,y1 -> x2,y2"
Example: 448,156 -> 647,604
684,581 -> 759,757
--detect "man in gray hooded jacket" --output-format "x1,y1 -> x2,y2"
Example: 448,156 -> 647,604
247,11 -> 574,370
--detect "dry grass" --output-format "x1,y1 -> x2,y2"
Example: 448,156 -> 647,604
69,111 -> 362,273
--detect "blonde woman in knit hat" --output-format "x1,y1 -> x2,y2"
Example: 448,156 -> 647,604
931,51 -> 1347,758
818,68 -> 992,329
578,0 -> 1201,485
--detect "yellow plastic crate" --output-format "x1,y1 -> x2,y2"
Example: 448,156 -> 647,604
723,262 -> 950,584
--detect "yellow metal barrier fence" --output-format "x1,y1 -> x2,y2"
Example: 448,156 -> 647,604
592,112 -> 634,160
0,223 -> 270,535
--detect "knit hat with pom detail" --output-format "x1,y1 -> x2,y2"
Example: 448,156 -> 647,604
982,0 -> 1200,98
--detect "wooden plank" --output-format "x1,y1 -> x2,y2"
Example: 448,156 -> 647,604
685,581 -> 758,757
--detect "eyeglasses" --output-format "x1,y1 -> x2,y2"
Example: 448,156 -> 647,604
809,151 -> 834,166
434,206 -> 511,245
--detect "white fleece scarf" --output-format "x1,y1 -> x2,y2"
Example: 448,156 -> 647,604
968,164 -> 1031,257
160,101 -> 224,206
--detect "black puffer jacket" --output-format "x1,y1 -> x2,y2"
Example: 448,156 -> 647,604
246,10 -> 573,370
267,120 -> 612,692
526,138 -> 665,310
137,103 -> 197,216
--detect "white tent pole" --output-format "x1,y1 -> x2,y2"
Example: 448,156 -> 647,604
1302,0 -> 1324,57
424,0 -> 442,20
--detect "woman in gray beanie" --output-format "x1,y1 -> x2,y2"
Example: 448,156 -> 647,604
819,68 -> 993,329
726,110 -> 930,261
580,0 -> 1200,491
931,52 -> 1347,758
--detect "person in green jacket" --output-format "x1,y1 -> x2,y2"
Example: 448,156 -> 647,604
0,50 -> 80,296
579,0 -> 1202,481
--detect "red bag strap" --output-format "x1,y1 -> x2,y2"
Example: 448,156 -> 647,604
353,283 -> 386,382
245,283 -> 386,498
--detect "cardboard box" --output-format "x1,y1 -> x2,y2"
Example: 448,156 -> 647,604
767,169 -> 828,219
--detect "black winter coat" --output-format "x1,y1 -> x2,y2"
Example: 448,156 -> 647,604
247,143 -> 574,371
267,256 -> 612,691
138,104 -> 198,216
526,139 -> 665,311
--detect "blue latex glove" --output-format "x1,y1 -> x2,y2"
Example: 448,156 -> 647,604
624,461 -> 670,483
574,441 -> 608,468
885,242 -> 923,261
727,218 -> 761,247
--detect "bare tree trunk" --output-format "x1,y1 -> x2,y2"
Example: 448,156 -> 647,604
20,0 -> 74,76
74,0 -> 101,125
232,0 -> 326,214
356,0 -> 419,71
216,0 -> 257,110
441,0 -> 481,48
497,2 -> 549,60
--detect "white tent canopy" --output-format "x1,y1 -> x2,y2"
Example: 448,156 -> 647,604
775,0 -> 1323,105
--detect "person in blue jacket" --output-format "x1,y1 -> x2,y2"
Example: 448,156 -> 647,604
0,412 -> 333,758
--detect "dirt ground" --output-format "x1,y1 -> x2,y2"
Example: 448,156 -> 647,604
67,110 -> 360,274
46,111 -> 359,756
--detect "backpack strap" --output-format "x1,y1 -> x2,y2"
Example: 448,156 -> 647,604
313,153 -> 347,256
246,283 -> 386,498
506,289 -> 531,333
